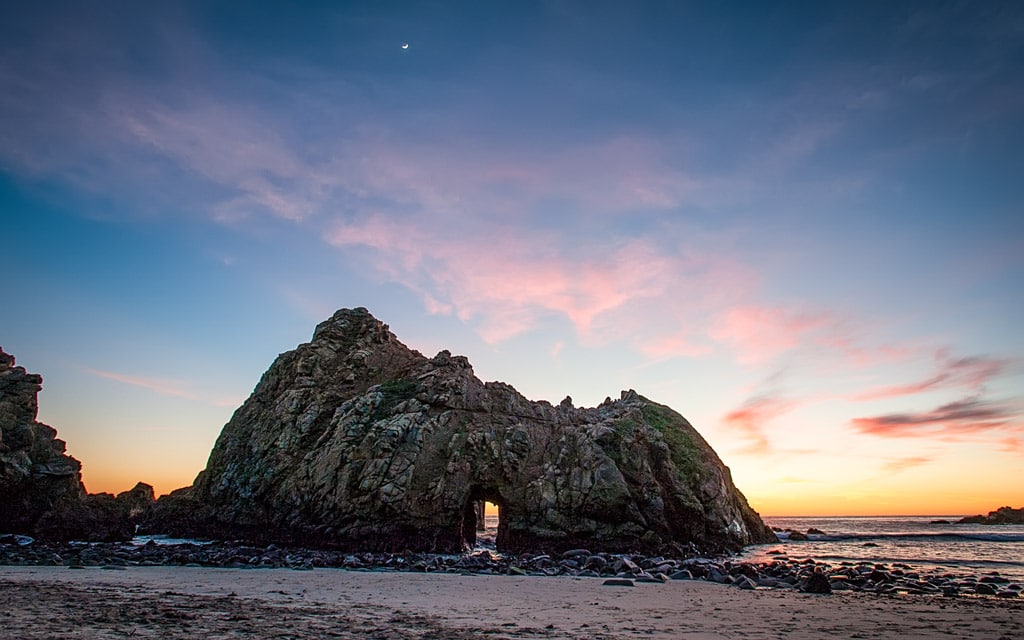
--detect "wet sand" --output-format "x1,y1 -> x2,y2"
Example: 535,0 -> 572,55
2,566 -> 1022,639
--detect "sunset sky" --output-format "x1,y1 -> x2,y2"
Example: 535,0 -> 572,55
2,2 -> 1022,516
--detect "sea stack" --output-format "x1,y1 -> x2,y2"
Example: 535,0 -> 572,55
157,307 -> 775,554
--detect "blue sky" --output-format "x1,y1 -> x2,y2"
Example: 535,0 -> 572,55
2,1 -> 1022,514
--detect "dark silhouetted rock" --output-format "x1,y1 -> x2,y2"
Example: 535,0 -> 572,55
152,308 -> 775,554
1,347 -> 86,534
0,348 -> 153,541
957,506 -> 1024,525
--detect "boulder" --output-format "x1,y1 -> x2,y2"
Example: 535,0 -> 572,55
803,567 -> 832,594
153,308 -> 776,554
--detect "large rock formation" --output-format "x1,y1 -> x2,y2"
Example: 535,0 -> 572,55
158,308 -> 775,554
0,347 -> 153,540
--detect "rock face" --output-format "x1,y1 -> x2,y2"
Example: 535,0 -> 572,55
958,507 -> 1024,525
0,347 -> 86,533
161,308 -> 775,554
0,348 -> 154,540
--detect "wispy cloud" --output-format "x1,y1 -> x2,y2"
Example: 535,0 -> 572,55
86,368 -> 241,407
328,217 -> 706,343
551,341 -> 565,361
113,97 -> 338,223
1000,437 -> 1024,455
880,456 -> 932,474
709,305 -> 834,365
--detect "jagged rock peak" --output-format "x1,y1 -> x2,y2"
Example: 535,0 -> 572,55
312,307 -> 393,343
162,308 -> 775,555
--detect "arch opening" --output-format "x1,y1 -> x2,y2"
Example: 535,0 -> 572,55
461,486 -> 504,550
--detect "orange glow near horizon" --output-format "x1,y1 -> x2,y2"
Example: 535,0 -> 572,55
81,469 -> 198,499
747,490 -> 1022,519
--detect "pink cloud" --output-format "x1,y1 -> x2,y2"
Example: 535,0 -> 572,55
638,332 -> 713,360
720,393 -> 799,455
1000,437 -> 1023,454
880,456 -> 932,474
709,305 -> 834,365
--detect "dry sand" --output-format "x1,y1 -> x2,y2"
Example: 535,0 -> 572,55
2,566 -> 1022,639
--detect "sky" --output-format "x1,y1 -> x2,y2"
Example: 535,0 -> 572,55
2,1 -> 1022,516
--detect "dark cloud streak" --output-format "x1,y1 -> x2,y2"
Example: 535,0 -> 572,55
851,397 -> 1021,438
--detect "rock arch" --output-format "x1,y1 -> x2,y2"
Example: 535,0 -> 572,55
157,308 -> 774,554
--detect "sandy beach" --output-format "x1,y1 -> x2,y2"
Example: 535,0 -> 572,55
2,566 -> 1022,639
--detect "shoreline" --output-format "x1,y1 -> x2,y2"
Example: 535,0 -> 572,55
4,537 -> 1022,600
3,565 -> 1023,639
4,536 -> 1019,602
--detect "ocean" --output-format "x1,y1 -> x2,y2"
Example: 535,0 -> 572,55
740,516 -> 1024,583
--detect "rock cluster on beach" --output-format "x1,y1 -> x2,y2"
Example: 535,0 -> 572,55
0,348 -> 153,541
151,307 -> 775,555
1,537 -> 1020,600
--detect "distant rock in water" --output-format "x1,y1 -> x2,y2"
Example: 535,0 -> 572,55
152,307 -> 775,554
0,347 -> 153,540
957,506 -> 1024,525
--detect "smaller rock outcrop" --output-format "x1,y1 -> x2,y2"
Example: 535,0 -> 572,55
33,482 -> 156,542
0,347 -> 153,540
1,347 -> 86,533
957,506 -> 1024,525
